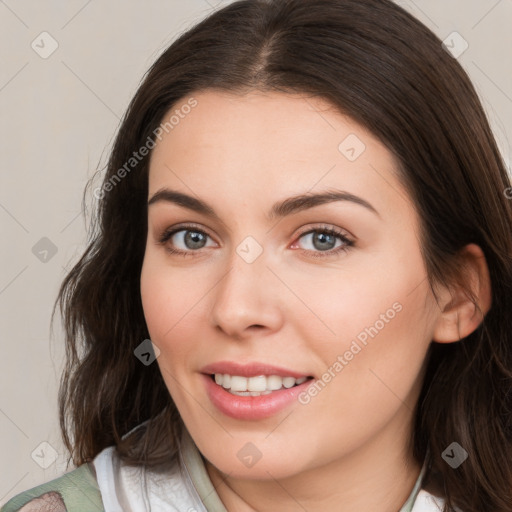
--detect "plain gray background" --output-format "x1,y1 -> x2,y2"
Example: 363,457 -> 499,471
1,0 -> 511,503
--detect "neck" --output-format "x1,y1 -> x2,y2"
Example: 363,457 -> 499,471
206,426 -> 422,512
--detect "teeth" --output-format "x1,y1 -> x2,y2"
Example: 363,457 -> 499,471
213,374 -> 309,395
267,375 -> 283,390
230,376 -> 248,392
221,374 -> 231,389
248,375 -> 267,392
282,377 -> 296,388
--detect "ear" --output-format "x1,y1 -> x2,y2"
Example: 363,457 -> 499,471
432,243 -> 492,343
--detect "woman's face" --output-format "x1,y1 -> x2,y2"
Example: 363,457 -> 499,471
140,90 -> 441,479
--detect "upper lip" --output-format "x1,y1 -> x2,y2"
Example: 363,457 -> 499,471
200,361 -> 311,379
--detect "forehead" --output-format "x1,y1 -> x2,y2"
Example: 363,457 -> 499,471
147,89 -> 412,219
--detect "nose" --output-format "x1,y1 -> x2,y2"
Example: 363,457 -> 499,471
210,247 -> 283,340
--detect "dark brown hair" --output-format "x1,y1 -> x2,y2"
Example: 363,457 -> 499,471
52,0 -> 512,510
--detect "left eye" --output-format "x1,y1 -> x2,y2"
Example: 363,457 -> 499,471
292,227 -> 354,257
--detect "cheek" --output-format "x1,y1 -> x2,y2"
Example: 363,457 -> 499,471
140,252 -> 180,348
297,244 -> 434,395
140,258 -> 192,404
288,248 -> 426,350
140,250 -> 209,369
140,265 -> 171,341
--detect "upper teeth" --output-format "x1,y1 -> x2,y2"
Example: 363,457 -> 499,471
214,374 -> 308,393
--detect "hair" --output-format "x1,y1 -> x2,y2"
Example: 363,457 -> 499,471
51,0 -> 512,510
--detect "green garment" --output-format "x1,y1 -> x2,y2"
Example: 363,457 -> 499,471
1,463 -> 104,511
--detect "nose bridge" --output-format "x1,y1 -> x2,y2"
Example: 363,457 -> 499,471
210,236 -> 282,337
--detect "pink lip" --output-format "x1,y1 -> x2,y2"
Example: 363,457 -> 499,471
200,361 -> 309,379
202,374 -> 312,420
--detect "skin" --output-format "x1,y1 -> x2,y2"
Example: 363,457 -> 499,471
140,90 -> 491,511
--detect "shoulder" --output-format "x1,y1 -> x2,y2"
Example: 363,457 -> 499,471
0,463 -> 104,512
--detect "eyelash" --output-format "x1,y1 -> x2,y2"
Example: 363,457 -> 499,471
157,223 -> 354,259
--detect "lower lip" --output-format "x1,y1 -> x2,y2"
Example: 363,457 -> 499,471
202,374 -> 312,420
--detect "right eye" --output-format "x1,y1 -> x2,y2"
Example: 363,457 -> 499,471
158,225 -> 216,257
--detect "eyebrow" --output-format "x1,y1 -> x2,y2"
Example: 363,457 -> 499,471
147,188 -> 380,221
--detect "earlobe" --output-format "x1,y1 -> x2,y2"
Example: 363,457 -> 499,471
432,243 -> 492,344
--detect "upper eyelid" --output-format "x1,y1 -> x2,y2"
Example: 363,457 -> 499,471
297,224 -> 353,238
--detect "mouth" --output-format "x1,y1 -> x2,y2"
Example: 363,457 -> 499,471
201,365 -> 315,420
210,373 -> 313,396
200,361 -> 315,419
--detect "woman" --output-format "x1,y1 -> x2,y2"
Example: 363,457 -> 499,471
3,0 -> 511,510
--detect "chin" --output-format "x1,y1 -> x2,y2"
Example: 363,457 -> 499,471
202,440 -> 311,481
